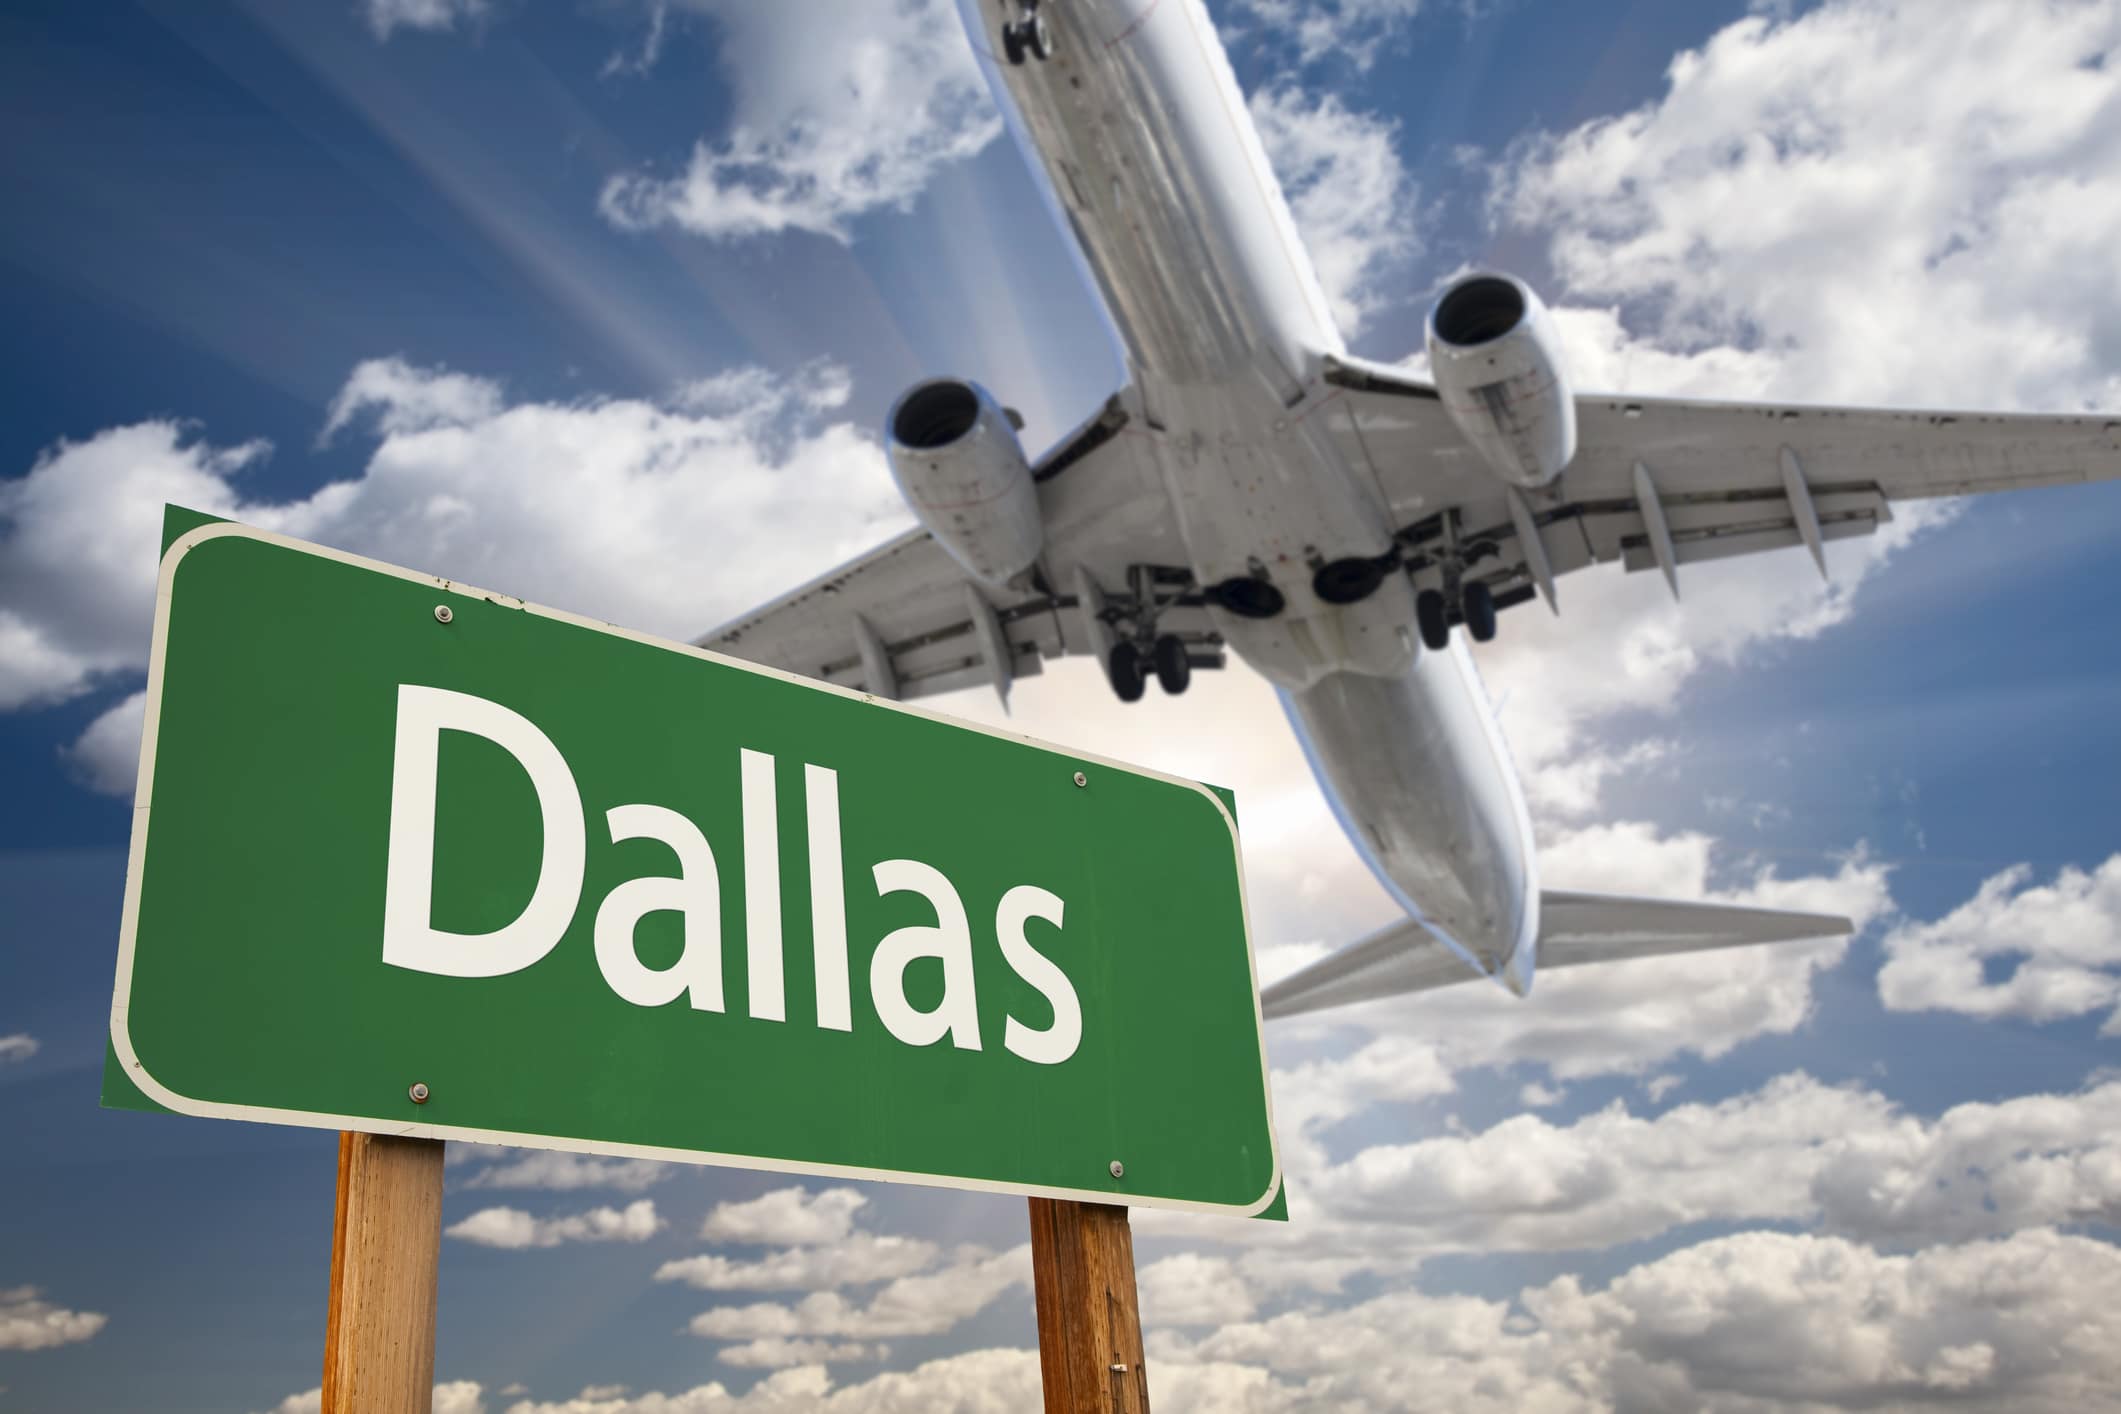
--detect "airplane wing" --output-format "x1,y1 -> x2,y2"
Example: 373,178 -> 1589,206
1318,354 -> 2121,613
699,392 -> 1221,702
1260,890 -> 1852,1020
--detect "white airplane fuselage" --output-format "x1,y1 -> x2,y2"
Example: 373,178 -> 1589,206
956,0 -> 1540,988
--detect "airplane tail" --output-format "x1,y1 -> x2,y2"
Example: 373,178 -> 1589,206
1260,891 -> 1851,1021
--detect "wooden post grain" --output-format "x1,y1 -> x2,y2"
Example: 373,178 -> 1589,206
322,1132 -> 446,1414
1028,1198 -> 1150,1414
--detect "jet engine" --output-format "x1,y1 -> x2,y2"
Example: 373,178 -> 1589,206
1425,272 -> 1577,488
886,378 -> 1044,589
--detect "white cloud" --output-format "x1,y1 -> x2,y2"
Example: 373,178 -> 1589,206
715,1339 -> 886,1369
600,2 -> 669,80
1263,1032 -> 1458,1185
1518,1080 -> 1564,1109
1233,0 -> 1429,72
1310,1073 -> 2121,1256
1496,0 -> 2121,414
686,1244 -> 1030,1342
1544,302 -> 1787,402
445,1199 -> 662,1249
259,1382 -> 484,1414
437,1225 -> 2121,1412
1291,840 -> 1892,1087
62,689 -> 145,797
459,1151 -> 671,1194
1249,86 -> 1417,336
598,0 -> 999,243
1642,1073 -> 1683,1104
0,422 -> 270,711
1521,736 -> 1671,823
498,1351 -> 1041,1413
1138,1254 -> 1258,1328
0,357 -> 904,774
0,1286 -> 106,1351
1473,498 -> 1961,828
699,1187 -> 868,1246
1155,1228 -> 2121,1413
1148,1069 -> 2121,1305
656,1233 -> 938,1292
0,610 -> 86,713
0,1035 -> 37,1064
1809,1081 -> 2121,1245
1880,856 -> 2121,1030
360,0 -> 487,43
320,356 -> 503,442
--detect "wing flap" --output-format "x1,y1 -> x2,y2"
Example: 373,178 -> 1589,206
1610,486 -> 1890,575
1318,363 -> 2119,619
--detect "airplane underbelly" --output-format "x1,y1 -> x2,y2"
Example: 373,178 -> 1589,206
959,2 -> 1412,682
1282,647 -> 1539,986
965,0 -> 1341,394
1145,384 -> 1414,683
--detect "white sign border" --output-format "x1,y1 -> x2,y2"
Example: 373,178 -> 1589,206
109,518 -> 1283,1218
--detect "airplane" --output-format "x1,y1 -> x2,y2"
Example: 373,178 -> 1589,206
699,0 -> 2121,1019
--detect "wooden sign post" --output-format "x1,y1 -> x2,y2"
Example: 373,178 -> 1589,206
322,1132 -> 446,1414
1029,1198 -> 1150,1413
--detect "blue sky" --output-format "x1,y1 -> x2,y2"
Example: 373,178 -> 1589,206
5,0 -> 2121,1409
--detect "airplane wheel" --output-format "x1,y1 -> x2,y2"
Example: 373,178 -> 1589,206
1153,635 -> 1191,695
1416,589 -> 1450,652
1026,16 -> 1052,59
1463,581 -> 1497,643
1108,642 -> 1146,702
1002,23 -> 1026,64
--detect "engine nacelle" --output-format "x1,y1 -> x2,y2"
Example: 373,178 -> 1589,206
886,378 -> 1044,589
1425,273 -> 1577,488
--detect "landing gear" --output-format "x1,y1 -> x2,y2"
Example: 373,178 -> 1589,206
1002,3 -> 1051,65
1106,635 -> 1192,700
1416,589 -> 1450,652
1153,634 -> 1191,695
1462,580 -> 1497,643
1095,564 -> 1221,701
1411,509 -> 1504,651
1108,642 -> 1146,703
1416,581 -> 1499,651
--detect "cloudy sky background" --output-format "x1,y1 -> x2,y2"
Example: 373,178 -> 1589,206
4,0 -> 2121,1408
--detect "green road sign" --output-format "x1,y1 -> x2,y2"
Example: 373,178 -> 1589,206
107,514 -> 1280,1215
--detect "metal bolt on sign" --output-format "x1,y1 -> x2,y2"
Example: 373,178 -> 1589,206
1109,1160 -> 1124,1178
432,605 -> 453,624
1073,771 -> 1087,788
408,1083 -> 430,1104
